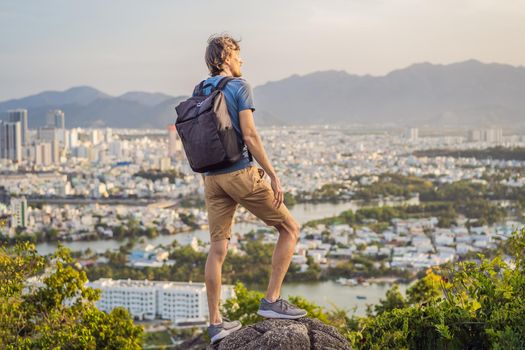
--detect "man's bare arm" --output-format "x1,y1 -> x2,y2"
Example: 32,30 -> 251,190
239,109 -> 276,178
239,109 -> 283,208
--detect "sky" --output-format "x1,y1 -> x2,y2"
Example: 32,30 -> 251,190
1,0 -> 524,101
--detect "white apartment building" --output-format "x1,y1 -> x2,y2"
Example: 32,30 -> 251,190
406,128 -> 419,141
87,278 -> 234,325
10,196 -> 27,229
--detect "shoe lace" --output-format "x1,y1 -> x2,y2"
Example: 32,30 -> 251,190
277,298 -> 297,311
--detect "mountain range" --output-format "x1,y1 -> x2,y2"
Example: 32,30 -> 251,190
1,59 -> 524,129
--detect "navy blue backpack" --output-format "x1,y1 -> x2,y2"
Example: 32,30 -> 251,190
175,77 -> 249,173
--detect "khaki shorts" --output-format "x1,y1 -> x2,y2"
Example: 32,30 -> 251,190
204,166 -> 291,242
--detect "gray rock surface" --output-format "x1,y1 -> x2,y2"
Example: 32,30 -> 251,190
208,317 -> 353,350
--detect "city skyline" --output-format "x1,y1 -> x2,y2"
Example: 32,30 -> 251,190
1,1 -> 524,101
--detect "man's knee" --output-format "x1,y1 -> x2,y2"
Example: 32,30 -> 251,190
277,216 -> 300,241
208,240 -> 229,261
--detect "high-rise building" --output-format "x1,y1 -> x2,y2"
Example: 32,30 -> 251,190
10,196 -> 27,228
69,129 -> 79,148
159,157 -> 171,171
51,139 -> 60,164
484,128 -> 503,143
91,129 -> 101,145
406,128 -> 419,141
109,141 -> 123,158
467,130 -> 482,142
0,186 -> 10,206
7,109 -> 29,146
467,128 -> 503,143
167,124 -> 181,157
37,126 -> 66,159
58,129 -> 69,150
0,121 -> 22,162
35,143 -> 52,166
46,109 -> 65,129
73,145 -> 90,159
104,128 -> 112,143
38,127 -> 60,143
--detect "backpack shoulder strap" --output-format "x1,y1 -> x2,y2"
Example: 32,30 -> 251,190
215,76 -> 235,91
193,80 -> 218,96
192,80 -> 205,96
193,77 -> 233,96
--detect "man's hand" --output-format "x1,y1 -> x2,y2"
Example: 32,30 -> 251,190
270,175 -> 284,208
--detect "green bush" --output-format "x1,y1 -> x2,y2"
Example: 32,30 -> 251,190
0,243 -> 143,349
349,229 -> 525,350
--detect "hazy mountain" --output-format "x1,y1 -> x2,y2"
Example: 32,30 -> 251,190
254,60 -> 525,127
118,91 -> 174,106
13,96 -> 186,129
0,87 -> 184,129
0,86 -> 110,111
1,60 -> 524,128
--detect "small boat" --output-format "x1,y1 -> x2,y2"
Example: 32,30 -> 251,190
356,295 -> 367,300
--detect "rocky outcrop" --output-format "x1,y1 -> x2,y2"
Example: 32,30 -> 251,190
208,317 -> 353,350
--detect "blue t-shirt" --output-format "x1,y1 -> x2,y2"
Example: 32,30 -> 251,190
194,76 -> 256,175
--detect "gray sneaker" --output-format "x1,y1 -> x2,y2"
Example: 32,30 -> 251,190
257,298 -> 308,319
207,318 -> 242,344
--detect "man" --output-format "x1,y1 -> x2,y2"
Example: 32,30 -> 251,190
198,34 -> 307,344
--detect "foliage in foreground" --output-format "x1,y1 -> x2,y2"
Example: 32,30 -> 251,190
0,242 -> 143,350
349,229 -> 525,350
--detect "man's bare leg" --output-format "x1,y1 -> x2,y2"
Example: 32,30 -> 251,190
265,216 -> 300,302
205,239 -> 229,324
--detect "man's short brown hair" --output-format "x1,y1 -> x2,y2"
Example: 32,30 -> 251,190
205,34 -> 240,76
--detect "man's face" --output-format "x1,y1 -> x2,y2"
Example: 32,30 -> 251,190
226,49 -> 243,77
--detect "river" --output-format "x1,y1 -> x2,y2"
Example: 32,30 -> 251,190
281,281 -> 409,317
35,200 -> 415,316
36,199 -> 417,255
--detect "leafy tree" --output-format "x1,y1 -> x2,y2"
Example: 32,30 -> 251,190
373,284 -> 406,315
146,227 -> 159,238
0,242 -> 143,349
221,282 -> 265,326
288,295 -> 330,323
405,270 -> 442,305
